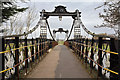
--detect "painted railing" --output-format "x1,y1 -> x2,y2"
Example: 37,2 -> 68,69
0,37 -> 57,80
64,37 -> 120,80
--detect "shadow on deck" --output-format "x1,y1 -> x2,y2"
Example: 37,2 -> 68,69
26,45 -> 90,78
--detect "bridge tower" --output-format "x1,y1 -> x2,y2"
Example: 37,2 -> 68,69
74,10 -> 81,39
40,23 -> 47,39
40,9 -> 47,39
74,23 -> 81,39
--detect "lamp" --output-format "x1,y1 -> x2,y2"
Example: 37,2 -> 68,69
59,16 -> 62,21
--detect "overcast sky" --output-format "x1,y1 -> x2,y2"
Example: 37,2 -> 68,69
3,0 -> 115,39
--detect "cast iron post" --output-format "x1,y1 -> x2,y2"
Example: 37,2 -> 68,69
15,37 -> 19,79
36,38 -> 38,59
0,37 -> 5,80
98,37 -> 103,76
81,38 -> 84,59
110,38 -> 118,80
39,38 -> 41,57
32,38 -> 34,62
25,37 -> 28,68
90,37 -> 94,68
85,38 -> 88,63
118,12 -> 120,80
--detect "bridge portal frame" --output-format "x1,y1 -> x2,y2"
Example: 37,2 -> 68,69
40,5 -> 81,40
53,28 -> 69,40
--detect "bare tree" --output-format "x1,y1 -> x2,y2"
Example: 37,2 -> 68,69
95,1 -> 120,35
2,4 -> 38,37
25,6 -> 38,37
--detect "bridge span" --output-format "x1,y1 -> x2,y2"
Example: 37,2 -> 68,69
0,5 -> 119,80
27,45 -> 90,78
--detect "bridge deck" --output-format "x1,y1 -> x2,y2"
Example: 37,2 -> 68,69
27,45 -> 90,78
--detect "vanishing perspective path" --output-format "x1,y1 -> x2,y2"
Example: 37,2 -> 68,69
27,45 -> 90,78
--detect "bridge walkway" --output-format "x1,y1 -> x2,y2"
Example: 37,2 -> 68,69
26,45 -> 90,78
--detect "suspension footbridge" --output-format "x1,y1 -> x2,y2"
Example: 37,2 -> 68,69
0,5 -> 120,80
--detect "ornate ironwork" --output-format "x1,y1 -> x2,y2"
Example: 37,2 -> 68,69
40,5 -> 81,19
53,28 -> 68,33
53,28 -> 68,40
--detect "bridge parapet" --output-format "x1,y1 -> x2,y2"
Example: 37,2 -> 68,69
0,36 -> 57,80
65,37 -> 120,79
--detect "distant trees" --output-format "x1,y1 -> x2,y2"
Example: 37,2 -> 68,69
25,7 -> 38,37
3,6 -> 38,36
1,1 -> 38,36
2,0 -> 29,22
0,0 -> 29,34
95,1 -> 120,35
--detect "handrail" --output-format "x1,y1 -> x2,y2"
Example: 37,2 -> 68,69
71,42 -> 118,75
0,46 -> 49,73
0,41 -> 48,54
73,42 -> 118,55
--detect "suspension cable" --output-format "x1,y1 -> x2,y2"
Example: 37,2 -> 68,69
67,19 -> 75,41
46,20 -> 55,41
79,18 -> 116,38
3,18 -> 41,38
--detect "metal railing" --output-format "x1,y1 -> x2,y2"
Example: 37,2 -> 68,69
64,37 -> 120,80
0,37 -> 58,80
